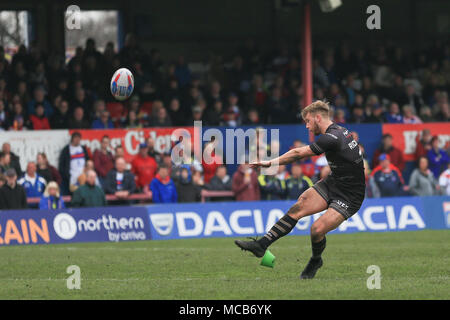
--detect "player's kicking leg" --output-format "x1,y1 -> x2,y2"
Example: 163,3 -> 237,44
300,207 -> 345,279
234,187 -> 328,257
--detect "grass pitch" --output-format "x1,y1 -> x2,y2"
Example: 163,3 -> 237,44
0,230 -> 448,300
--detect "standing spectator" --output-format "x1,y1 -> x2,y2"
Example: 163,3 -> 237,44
104,157 -> 136,200
0,168 -> 27,210
71,170 -> 106,207
59,132 -> 90,194
414,129 -> 433,159
2,142 -> 22,176
439,163 -> 450,196
150,165 -> 177,203
207,165 -> 232,191
50,99 -> 70,129
131,143 -> 158,191
175,167 -> 201,203
0,151 -> 11,173
202,141 -> 222,184
36,152 -> 62,186
92,110 -> 114,129
286,164 -> 313,200
427,136 -> 449,178
372,134 -> 405,172
369,154 -> 408,198
93,135 -> 114,186
39,181 -> 65,210
232,163 -> 260,201
72,160 -> 101,193
409,157 -> 439,196
0,173 -> 5,188
258,165 -> 287,200
18,162 -> 47,198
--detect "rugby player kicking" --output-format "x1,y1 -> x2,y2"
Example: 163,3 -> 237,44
235,100 -> 365,279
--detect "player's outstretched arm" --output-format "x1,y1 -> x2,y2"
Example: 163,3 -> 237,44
249,146 -> 316,169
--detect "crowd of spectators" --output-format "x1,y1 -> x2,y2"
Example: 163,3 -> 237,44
0,36 -> 449,132
0,36 -> 449,210
0,125 -> 448,211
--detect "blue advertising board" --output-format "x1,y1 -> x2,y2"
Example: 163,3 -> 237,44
0,206 -> 151,246
146,196 -> 444,240
1,196 -> 448,246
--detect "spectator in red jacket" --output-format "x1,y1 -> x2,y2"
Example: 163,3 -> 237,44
202,141 -> 223,184
232,163 -> 260,201
29,103 -> 51,130
131,142 -> 158,192
93,135 -> 115,186
372,133 -> 405,172
414,129 -> 432,160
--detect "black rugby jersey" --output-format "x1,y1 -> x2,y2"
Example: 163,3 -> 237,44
309,123 -> 365,186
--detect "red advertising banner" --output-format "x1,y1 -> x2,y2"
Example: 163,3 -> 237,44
71,127 -> 196,164
382,123 -> 450,161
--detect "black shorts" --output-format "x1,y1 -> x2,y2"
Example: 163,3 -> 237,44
312,175 -> 365,220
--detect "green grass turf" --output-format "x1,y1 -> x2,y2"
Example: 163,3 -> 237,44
0,230 -> 448,300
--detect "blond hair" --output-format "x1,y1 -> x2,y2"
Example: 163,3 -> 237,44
301,100 -> 330,119
44,181 -> 60,197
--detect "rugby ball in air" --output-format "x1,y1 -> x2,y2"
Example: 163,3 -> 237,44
111,68 -> 134,101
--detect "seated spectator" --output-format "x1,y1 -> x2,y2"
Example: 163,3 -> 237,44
104,157 -> 136,200
93,135 -> 114,185
149,107 -> 172,127
18,162 -> 47,198
123,110 -> 143,129
369,154 -> 408,198
258,164 -> 289,200
286,163 -> 313,200
409,156 -> 439,196
71,170 -> 106,207
232,163 -> 260,201
372,133 -> 405,172
402,105 -> 422,124
37,152 -> 62,186
27,86 -> 53,118
175,167 -> 201,203
364,104 -> 385,123
427,136 -> 449,178
50,99 -> 70,129
131,143 -> 158,192
59,131 -> 90,194
439,163 -> 450,196
384,102 -> 403,123
39,181 -> 65,210
92,110 -> 114,129
0,168 -> 27,210
150,164 -> 177,203
2,142 -> 22,176
29,103 -> 51,130
68,106 -> 90,129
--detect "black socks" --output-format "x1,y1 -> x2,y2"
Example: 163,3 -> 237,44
312,237 -> 326,259
257,214 -> 298,250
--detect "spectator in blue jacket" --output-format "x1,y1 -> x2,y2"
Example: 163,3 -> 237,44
39,181 -> 65,210
427,136 -> 449,178
27,86 -> 54,118
92,110 -> 114,129
150,164 -> 178,203
18,162 -> 47,198
384,102 -> 403,123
